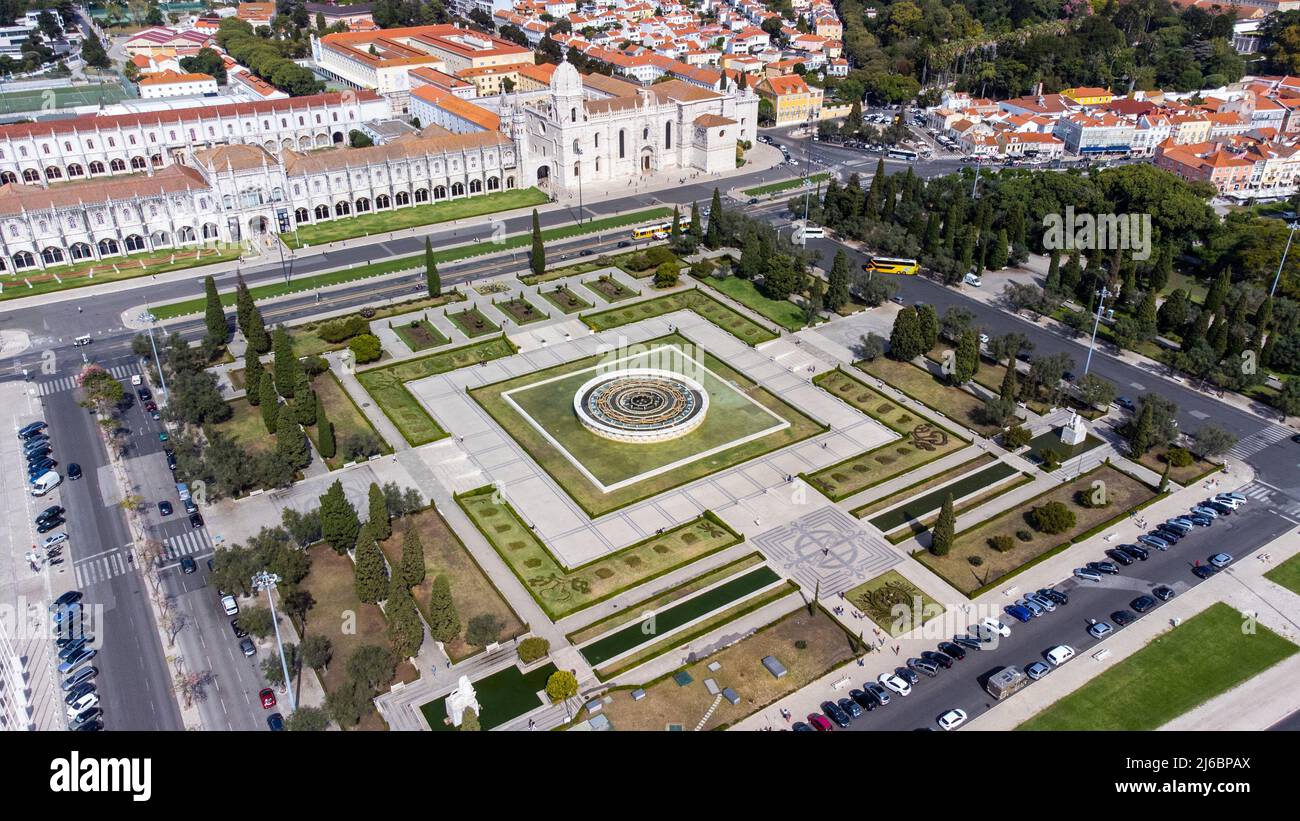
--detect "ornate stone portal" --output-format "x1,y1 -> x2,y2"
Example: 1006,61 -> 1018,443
573,368 -> 709,444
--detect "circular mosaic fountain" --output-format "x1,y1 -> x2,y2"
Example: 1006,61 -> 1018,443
574,368 -> 709,443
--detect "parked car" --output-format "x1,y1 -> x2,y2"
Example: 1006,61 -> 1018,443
791,721 -> 814,732
1004,604 -> 1033,623
1193,564 -> 1220,579
894,667 -> 920,686
1151,527 -> 1181,544
1209,552 -> 1233,568
1087,560 -> 1120,575
66,692 -> 99,716
1087,620 -> 1113,639
158,501 -> 173,516
266,713 -> 285,732
1020,598 -> 1045,618
981,618 -> 1011,637
1025,661 -> 1051,680
1138,534 -> 1171,551
1217,492 -> 1247,505
937,709 -> 968,731
937,641 -> 966,661
907,658 -> 939,677
61,666 -> 96,691
920,650 -> 953,670
864,682 -> 891,707
1025,592 -> 1056,612
1202,501 -> 1233,516
18,421 -> 48,438
1111,609 -> 1137,627
1115,397 -> 1136,411
952,635 -> 984,651
259,688 -> 277,709
878,672 -> 912,696
1153,585 -> 1177,602
230,619 -> 249,639
239,637 -> 256,657
849,688 -> 877,712
1131,595 -> 1157,613
67,463 -> 82,480
1191,506 -> 1220,520
1120,544 -> 1150,561
1038,588 -> 1069,606
1074,567 -> 1102,582
1045,645 -> 1075,666
64,682 -> 96,706
838,697 -> 863,719
1105,548 -> 1135,567
36,517 -> 64,534
67,707 -> 103,731
221,594 -> 239,616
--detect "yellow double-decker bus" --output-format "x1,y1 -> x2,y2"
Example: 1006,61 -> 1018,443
630,215 -> 688,241
864,256 -> 920,275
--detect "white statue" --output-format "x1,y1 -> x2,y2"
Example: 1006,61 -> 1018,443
1060,411 -> 1087,446
445,675 -> 481,728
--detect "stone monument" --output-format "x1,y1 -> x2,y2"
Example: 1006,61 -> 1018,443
1059,411 -> 1087,447
445,675 -> 481,728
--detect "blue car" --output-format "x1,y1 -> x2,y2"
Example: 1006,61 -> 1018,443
1004,604 -> 1033,623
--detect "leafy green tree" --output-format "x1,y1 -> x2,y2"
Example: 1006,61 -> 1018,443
80,31 -> 111,68
1193,423 -> 1237,460
888,307 -> 925,361
929,494 -> 955,556
546,670 -> 579,706
1031,501 -> 1076,534
352,524 -> 389,604
368,482 -> 390,541
466,613 -> 504,646
259,372 -> 278,433
285,706 -> 330,731
425,238 -> 440,297
237,606 -> 274,639
314,392 -> 335,458
426,574 -> 460,644
300,635 -> 333,671
399,528 -> 426,588
1076,373 -> 1117,409
518,637 -> 550,663
530,209 -> 545,278
459,707 -> 481,731
346,644 -> 396,693
319,479 -> 361,555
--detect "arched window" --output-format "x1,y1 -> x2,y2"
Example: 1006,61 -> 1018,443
88,161 -> 104,175
506,176 -> 515,189
67,164 -> 84,178
572,139 -> 579,153
355,197 -> 370,213
395,191 -> 410,206
619,129 -> 625,159
294,208 -> 309,223
202,223 -> 219,239
415,188 -> 430,203
571,107 -> 577,123
335,201 -> 350,216
665,121 -> 672,150
151,154 -> 163,167
130,156 -> 146,170
643,127 -> 649,140
97,238 -> 120,256
178,226 -> 196,242
469,179 -> 482,194
486,176 -> 499,191
314,204 -> 329,220
22,168 -> 40,182
12,250 -> 35,269
595,157 -> 600,172
375,194 -> 390,209
573,162 -> 580,177
45,166 -> 62,180
69,242 -> 92,260
595,133 -> 599,148
125,235 -> 146,252
433,186 -> 446,200
41,247 -> 64,264
450,182 -> 464,197
0,171 -> 15,184
110,159 -> 126,172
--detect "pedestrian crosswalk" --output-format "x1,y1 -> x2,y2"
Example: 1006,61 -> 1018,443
1227,424 -> 1292,460
36,364 -> 139,397
72,529 -> 212,586
1238,481 -> 1300,519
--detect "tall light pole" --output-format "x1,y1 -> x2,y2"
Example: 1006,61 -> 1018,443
1083,286 -> 1112,377
137,307 -> 169,406
1270,221 -> 1296,298
574,146 -> 584,226
252,570 -> 296,713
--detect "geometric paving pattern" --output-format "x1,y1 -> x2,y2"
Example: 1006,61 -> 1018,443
751,505 -> 900,596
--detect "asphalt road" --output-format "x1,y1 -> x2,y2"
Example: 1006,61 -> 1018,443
833,502 -> 1294,731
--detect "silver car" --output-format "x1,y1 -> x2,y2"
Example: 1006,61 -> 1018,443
1025,592 -> 1056,612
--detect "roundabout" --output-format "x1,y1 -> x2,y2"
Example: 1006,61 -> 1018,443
574,368 -> 709,444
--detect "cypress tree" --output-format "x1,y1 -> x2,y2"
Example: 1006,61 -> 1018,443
530,209 -> 545,277
985,228 -> 1008,271
953,329 -> 979,385
203,275 -> 227,348
426,574 -> 460,644
294,370 -> 315,425
272,326 -> 297,398
888,307 -> 925,361
1149,243 -> 1173,293
669,204 -> 681,248
368,481 -> 390,541
319,479 -> 361,555
1128,402 -> 1154,457
922,212 -> 941,256
827,250 -> 850,311
386,579 -> 423,658
247,303 -> 270,355
1061,250 -> 1082,294
1158,461 -> 1170,493
687,201 -> 702,251
425,238 -> 440,297
315,392 -> 335,459
244,351 -> 264,407
1045,249 -> 1061,293
705,187 -> 723,248
1136,290 -> 1158,337
352,524 -> 389,605
1203,271 -> 1231,315
276,410 -> 310,470
1000,359 -> 1018,402
930,494 -> 955,556
235,272 -> 252,339
259,372 -> 278,433
400,527 -> 426,588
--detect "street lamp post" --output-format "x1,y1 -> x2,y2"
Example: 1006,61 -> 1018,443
1083,286 -> 1112,377
252,570 -> 296,713
1270,221 -> 1296,298
138,307 -> 169,406
575,147 -> 584,227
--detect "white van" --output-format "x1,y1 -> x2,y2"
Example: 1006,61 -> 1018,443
963,272 -> 983,287
31,470 -> 61,496
73,335 -> 92,347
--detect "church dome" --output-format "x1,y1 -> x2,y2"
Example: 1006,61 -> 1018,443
551,59 -> 582,98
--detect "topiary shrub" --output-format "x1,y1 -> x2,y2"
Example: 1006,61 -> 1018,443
1030,501 -> 1075,535
517,637 -> 550,664
1165,447 -> 1194,468
348,333 -> 382,364
1015,529 -> 1033,542
1002,424 -> 1032,450
988,535 -> 1015,552
302,355 -> 329,376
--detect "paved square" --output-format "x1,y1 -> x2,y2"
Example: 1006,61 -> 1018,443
751,506 -> 900,596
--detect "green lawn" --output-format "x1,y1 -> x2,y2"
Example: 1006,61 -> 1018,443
583,288 -> 778,346
281,188 -> 550,249
857,356 -> 1001,436
696,274 -> 806,331
1264,552 -> 1300,596
495,296 -> 547,325
469,334 -> 824,516
307,370 -> 390,469
457,485 -> 742,620
539,285 -> 591,314
850,453 -> 994,520
286,295 -> 462,356
805,368 -> 968,501
1020,603 -> 1298,731
0,82 -> 128,112
447,306 -> 500,337
1,246 -> 241,303
581,274 -> 638,303
152,208 -> 673,319
521,246 -> 684,285
867,461 -> 1019,533
209,397 -> 276,456
420,661 -> 558,731
392,318 -> 449,352
579,566 -> 780,667
354,336 -> 516,446
742,173 -> 830,197
845,570 -> 945,638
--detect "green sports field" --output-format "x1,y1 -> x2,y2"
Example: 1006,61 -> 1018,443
0,83 -> 129,114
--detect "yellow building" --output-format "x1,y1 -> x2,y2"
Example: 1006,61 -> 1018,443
756,74 -> 823,126
1060,87 -> 1114,106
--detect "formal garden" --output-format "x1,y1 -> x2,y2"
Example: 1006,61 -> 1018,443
447,305 -> 501,338
582,289 -> 778,346
844,570 -> 945,638
392,318 -> 450,352
456,485 -> 742,620
538,285 -> 592,314
308,371 -> 390,470
581,274 -> 638,303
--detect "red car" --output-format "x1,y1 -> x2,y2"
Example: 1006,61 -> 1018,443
259,688 -> 276,709
807,713 -> 833,731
